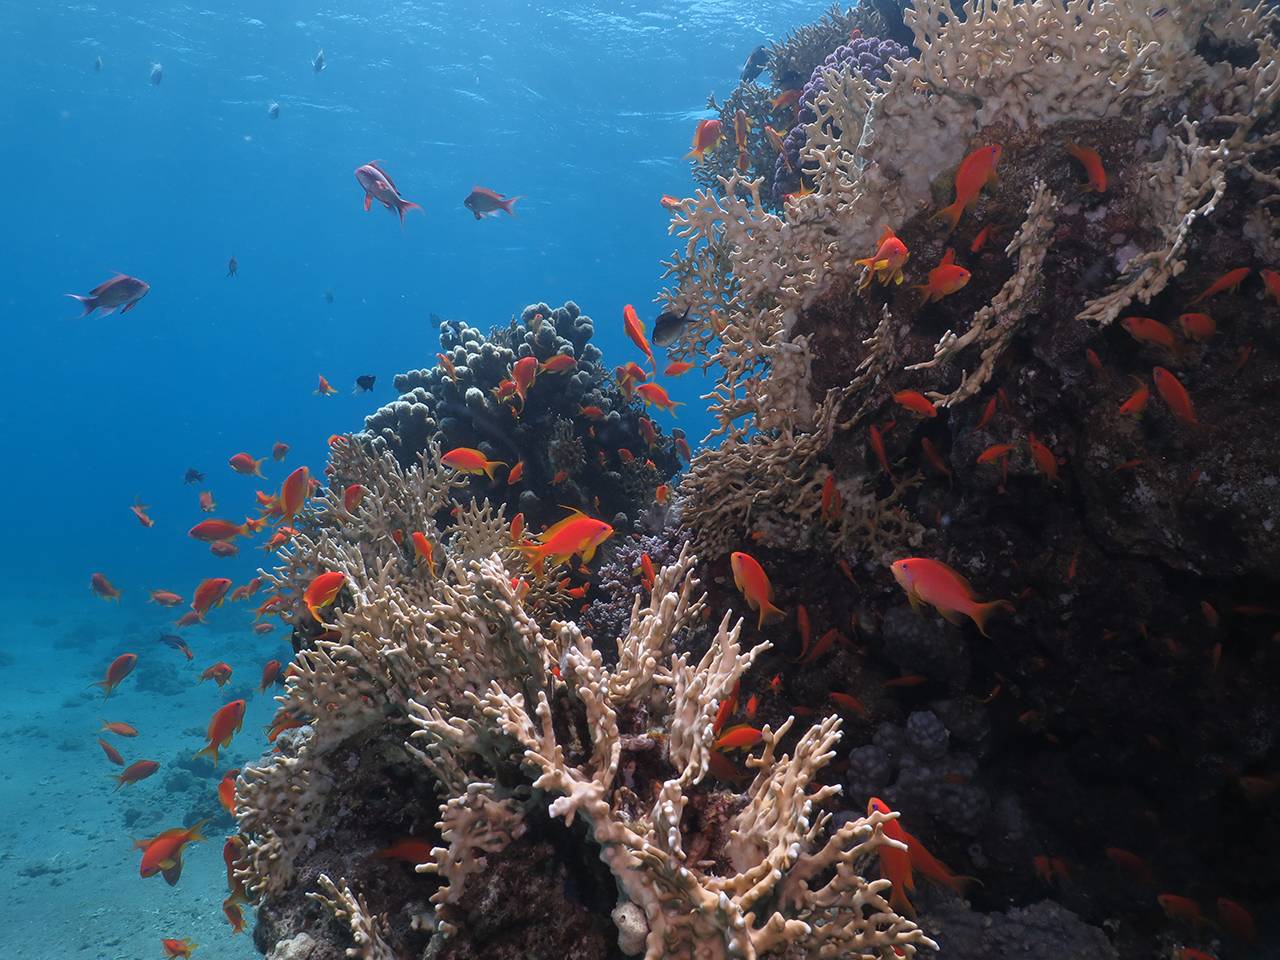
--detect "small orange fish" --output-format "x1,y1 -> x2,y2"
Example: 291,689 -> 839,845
655,483 -> 671,505
867,797 -> 916,917
1104,846 -> 1153,884
98,737 -> 125,766
769,88 -> 800,112
411,531 -> 438,576
763,125 -> 792,170
129,499 -> 155,527
855,225 -> 910,289
94,652 -> 137,697
139,819 -> 208,884
314,374 -> 339,396
253,623 -> 274,636
891,557 -> 1011,637
279,466 -> 311,521
1152,366 -> 1197,426
194,700 -> 246,769
579,405 -> 605,420
91,572 -> 122,601
730,551 -> 785,629
1121,316 -> 1183,355
200,662 -> 233,687
509,512 -> 525,543
636,381 -> 683,416
976,395 -> 998,430
1175,949 -> 1217,960
436,352 -> 459,382
828,691 -> 868,718
1065,142 -> 1106,192
520,513 -> 613,576
223,897 -> 245,934
441,447 -> 507,480
712,679 -> 739,735
174,611 -> 201,628
976,442 -> 1014,486
101,720 -> 139,737
191,577 -> 232,619
639,552 -> 656,591
820,473 -> 843,522
1262,269 -> 1280,305
920,437 -> 951,477
210,540 -> 238,558
659,194 -> 683,211
969,223 -> 999,253
303,571 -> 346,620
1177,312 -> 1216,342
258,659 -> 281,692
511,356 -> 539,408
552,469 -> 569,485
1118,377 -> 1149,416
869,424 -> 892,476
1189,267 -> 1250,305
713,725 -> 762,751
1157,893 -> 1209,928
374,838 -> 435,864
1216,897 -> 1257,943
217,769 -> 240,814
342,484 -> 365,512
685,118 -> 724,163
893,390 -> 937,418
936,144 -> 1002,232
115,758 -> 159,789
188,518 -> 245,542
794,604 -> 812,662
197,490 -> 215,512
744,693 -> 759,720
540,354 -> 577,374
161,938 -> 198,958
1026,433 -> 1058,482
1086,348 -> 1103,372
664,360 -> 695,377
149,589 -> 183,607
915,248 -> 970,303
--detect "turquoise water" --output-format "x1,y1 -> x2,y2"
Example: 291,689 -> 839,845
0,1 -> 821,956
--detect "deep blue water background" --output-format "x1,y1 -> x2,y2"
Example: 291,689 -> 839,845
0,1 -> 824,955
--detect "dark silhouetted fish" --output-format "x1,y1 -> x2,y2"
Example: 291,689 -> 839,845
184,468 -> 204,484
741,45 -> 770,83
227,256 -> 237,278
66,274 -> 150,318
150,62 -> 163,85
428,312 -> 444,328
354,375 -> 376,392
158,634 -> 193,659
652,306 -> 692,347
324,290 -> 334,304
313,49 -> 325,73
464,187 -> 521,219
268,101 -> 280,119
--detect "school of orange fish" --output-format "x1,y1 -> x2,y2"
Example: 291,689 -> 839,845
80,122 -> 1279,958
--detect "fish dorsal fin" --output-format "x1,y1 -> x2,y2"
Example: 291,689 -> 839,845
877,224 -> 895,244
941,248 -> 956,266
369,160 -> 385,171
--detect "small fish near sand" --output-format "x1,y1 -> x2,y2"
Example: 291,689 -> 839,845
355,161 -> 422,225
464,187 -> 521,219
66,274 -> 150,318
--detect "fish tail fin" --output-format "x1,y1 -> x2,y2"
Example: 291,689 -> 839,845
482,460 -> 508,481
193,743 -> 218,766
518,544 -> 547,580
65,293 -> 95,317
501,196 -> 522,216
397,199 -> 422,224
971,599 -> 1014,638
758,601 -> 787,630
889,883 -> 918,919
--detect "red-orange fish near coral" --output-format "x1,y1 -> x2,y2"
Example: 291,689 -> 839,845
161,937 -> 198,958
441,447 -> 507,480
375,839 -> 435,864
200,662 -> 233,687
210,540 -> 238,558
411,531 -> 437,576
218,769 -> 239,814
198,490 -> 215,512
659,194 -> 683,211
540,354 -> 577,374
731,551 -> 785,629
139,820 -> 208,885
869,424 -> 892,476
94,652 -> 137,697
936,144 -> 1002,231
1153,366 -> 1197,426
1189,267 -> 1250,305
1065,142 -> 1106,192
258,659 -> 281,692
920,438 -> 951,477
867,797 -> 916,916
829,691 -> 869,718
228,452 -> 264,477
191,578 -> 232,618
1177,312 -> 1216,342
1027,433 -> 1058,482
188,518 -> 244,542
713,725 -> 762,751
664,360 -> 695,377
149,589 -> 183,607
101,720 -> 138,737
915,248 -> 970,303
636,381 -> 683,416
91,572 -> 121,601
303,571 -> 346,620
1262,269 -> 1280,304
855,225 -> 910,289
1216,897 -> 1257,943
821,474 -> 843,522
115,759 -> 159,789
891,557 -> 1011,637
1118,377 -> 1149,417
98,737 -> 125,766
194,700 -> 246,769
685,118 -> 724,163
129,499 -> 155,527
623,304 -> 657,370
893,390 -> 937,418
1157,894 -> 1209,928
314,374 -> 339,396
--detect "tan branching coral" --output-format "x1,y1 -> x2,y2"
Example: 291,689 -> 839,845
309,874 -> 397,960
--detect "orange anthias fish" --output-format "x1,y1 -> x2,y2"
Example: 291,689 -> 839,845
191,578 -> 232,618
936,144 -> 1003,231
303,571 -> 347,620
869,424 -> 892,476
314,374 -> 339,396
640,552 -> 656,591
713,724 -> 763,752
970,223 -> 999,253
279,466 -> 311,521
342,484 -> 366,512
99,737 -> 125,765
891,557 -> 1012,637
1152,366 -> 1197,426
115,759 -> 160,790
636,381 -> 683,416
541,354 -> 577,374
821,474 -> 844,522
770,88 -> 801,112
764,125 -> 793,170
1177,312 -> 1216,342
198,490 -> 215,512
623,304 -> 657,370
855,225 -> 910,289
868,798 -> 916,917
733,108 -> 751,171
130,499 -> 155,527
1216,897 -> 1257,943
655,483 -> 671,505
194,700 -> 246,769
915,248 -> 971,303
664,360 -> 695,377
149,590 -> 184,607
411,531 -> 438,576
374,838 -> 435,864
893,390 -> 937,418
1026,433 -> 1058,482
138,819 -> 208,885
188,518 -> 245,542
254,660 -> 280,692
1118,377 -> 1149,417
218,769 -> 240,815
161,937 -> 198,958
441,447 -> 507,480
101,720 -> 139,737
223,897 -> 246,934
829,691 -> 869,718
507,461 -> 525,485
1104,846 -> 1153,884
520,514 -> 614,576
1263,269 -> 1280,304
659,194 -> 683,211
511,355 -> 539,408
920,437 -> 951,477
94,653 -> 137,697
200,662 -> 233,687
1189,267 -> 1250,305
1066,142 -> 1106,192
228,452 -> 265,477
903,827 -> 978,897
91,572 -> 122,601
730,551 -> 785,629
210,541 -> 239,558
1121,316 -> 1183,356
1157,893 -> 1210,928
685,118 -> 724,163
272,441 -> 289,462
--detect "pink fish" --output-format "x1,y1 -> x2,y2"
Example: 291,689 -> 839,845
464,187 -> 521,219
354,161 -> 421,225
66,274 -> 150,318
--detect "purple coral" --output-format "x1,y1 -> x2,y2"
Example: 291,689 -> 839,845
772,36 -> 909,205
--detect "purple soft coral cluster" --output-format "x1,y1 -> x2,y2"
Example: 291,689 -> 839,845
581,527 -> 688,647
772,36 -> 908,205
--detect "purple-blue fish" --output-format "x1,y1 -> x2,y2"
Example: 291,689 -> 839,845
66,274 -> 150,318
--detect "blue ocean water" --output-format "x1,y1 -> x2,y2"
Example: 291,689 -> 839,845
0,2 -> 818,956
